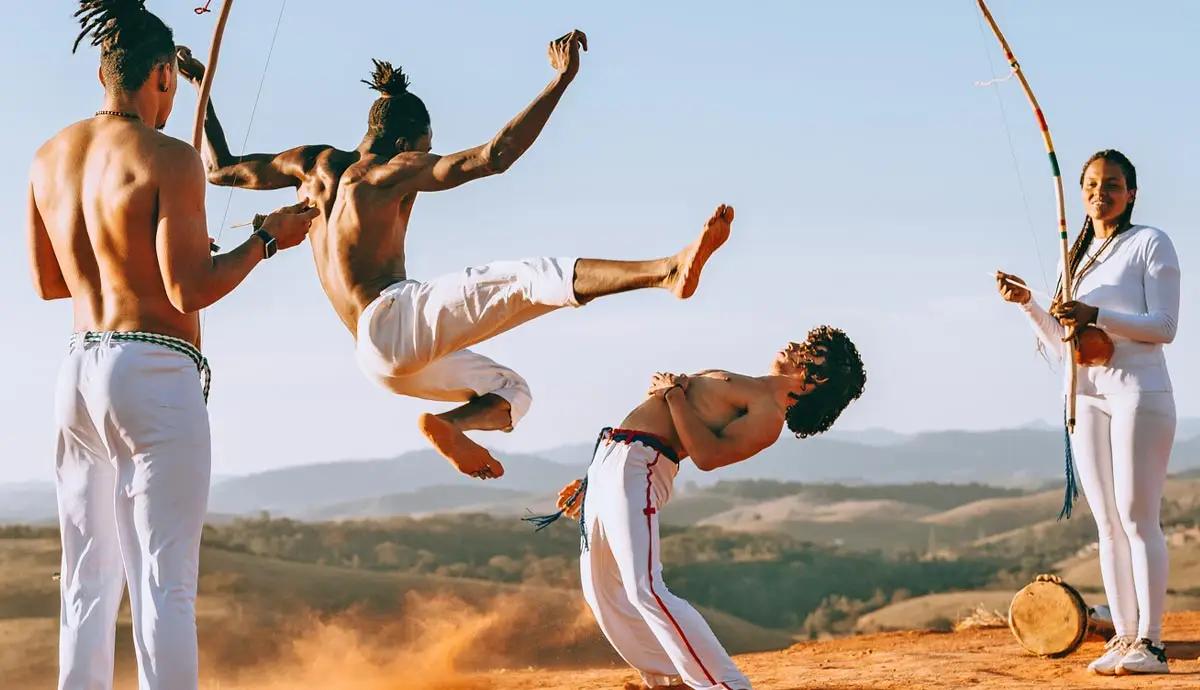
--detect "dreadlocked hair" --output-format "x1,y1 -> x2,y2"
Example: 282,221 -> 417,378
1055,149 -> 1139,302
73,0 -> 175,93
784,326 -> 866,439
362,59 -> 431,145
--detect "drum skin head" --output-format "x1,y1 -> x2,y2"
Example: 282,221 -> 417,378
1009,580 -> 1089,657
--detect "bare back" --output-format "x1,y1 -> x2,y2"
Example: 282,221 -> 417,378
621,372 -> 775,459
293,150 -> 430,334
31,118 -> 201,344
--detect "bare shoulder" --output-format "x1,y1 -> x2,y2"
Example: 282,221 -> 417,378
150,134 -> 205,176
29,138 -> 54,180
695,370 -> 775,407
31,120 -> 90,169
344,150 -> 431,188
292,144 -> 340,168
383,150 -> 437,179
151,132 -> 201,160
30,122 -> 102,197
307,144 -> 341,158
31,133 -> 62,167
310,146 -> 353,175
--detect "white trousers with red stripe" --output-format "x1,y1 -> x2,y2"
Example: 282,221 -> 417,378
580,434 -> 751,690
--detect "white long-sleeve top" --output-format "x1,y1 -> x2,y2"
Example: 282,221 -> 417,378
1020,225 -> 1180,394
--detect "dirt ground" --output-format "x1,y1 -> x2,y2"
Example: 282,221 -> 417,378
477,612 -> 1200,690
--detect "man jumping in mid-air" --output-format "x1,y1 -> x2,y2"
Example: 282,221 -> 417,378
178,32 -> 732,479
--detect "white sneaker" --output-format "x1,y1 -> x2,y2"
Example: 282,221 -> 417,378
1088,635 -> 1134,676
1116,638 -> 1170,675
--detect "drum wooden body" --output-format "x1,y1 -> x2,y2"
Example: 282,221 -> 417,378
1008,579 -> 1089,657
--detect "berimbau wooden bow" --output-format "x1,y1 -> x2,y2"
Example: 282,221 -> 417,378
192,0 -> 233,150
976,0 -> 1080,518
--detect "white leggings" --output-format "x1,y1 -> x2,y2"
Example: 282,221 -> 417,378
1072,392 -> 1175,641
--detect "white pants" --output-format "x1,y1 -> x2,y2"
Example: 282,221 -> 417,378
1072,392 -> 1175,642
355,257 -> 579,427
54,335 -> 211,690
581,431 -> 751,690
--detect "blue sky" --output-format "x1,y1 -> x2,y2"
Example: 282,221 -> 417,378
3,1 -> 1197,483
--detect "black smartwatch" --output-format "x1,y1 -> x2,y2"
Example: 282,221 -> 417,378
251,226 -> 278,259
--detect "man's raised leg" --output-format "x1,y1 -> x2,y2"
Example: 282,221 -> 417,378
571,204 -> 733,303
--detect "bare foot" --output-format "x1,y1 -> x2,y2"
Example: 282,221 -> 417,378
418,413 -> 506,479
439,393 -> 514,433
670,204 -> 733,299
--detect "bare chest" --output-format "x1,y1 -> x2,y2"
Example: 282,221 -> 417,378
683,375 -> 755,428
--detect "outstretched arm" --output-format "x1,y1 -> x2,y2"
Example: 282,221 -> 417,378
664,387 -> 783,472
177,46 -> 320,190
26,181 -> 69,300
370,30 -> 588,192
155,145 -> 316,313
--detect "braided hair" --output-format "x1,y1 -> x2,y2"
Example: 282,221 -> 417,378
362,59 -> 431,146
784,326 -> 867,438
73,0 -> 175,93
1055,150 -> 1139,302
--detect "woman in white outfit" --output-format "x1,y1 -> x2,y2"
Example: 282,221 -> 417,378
997,150 -> 1180,676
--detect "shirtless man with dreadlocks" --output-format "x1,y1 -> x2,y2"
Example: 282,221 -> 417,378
177,34 -> 735,480
539,327 -> 866,690
29,2 -> 316,689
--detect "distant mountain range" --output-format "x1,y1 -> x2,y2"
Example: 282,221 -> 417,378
4,422 -> 1199,525
202,448 -> 581,518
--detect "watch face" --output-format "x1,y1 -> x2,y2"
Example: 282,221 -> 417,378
256,229 -> 277,258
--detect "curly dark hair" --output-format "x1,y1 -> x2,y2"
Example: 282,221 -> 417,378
74,0 -> 175,93
784,326 -> 866,438
362,59 -> 431,145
